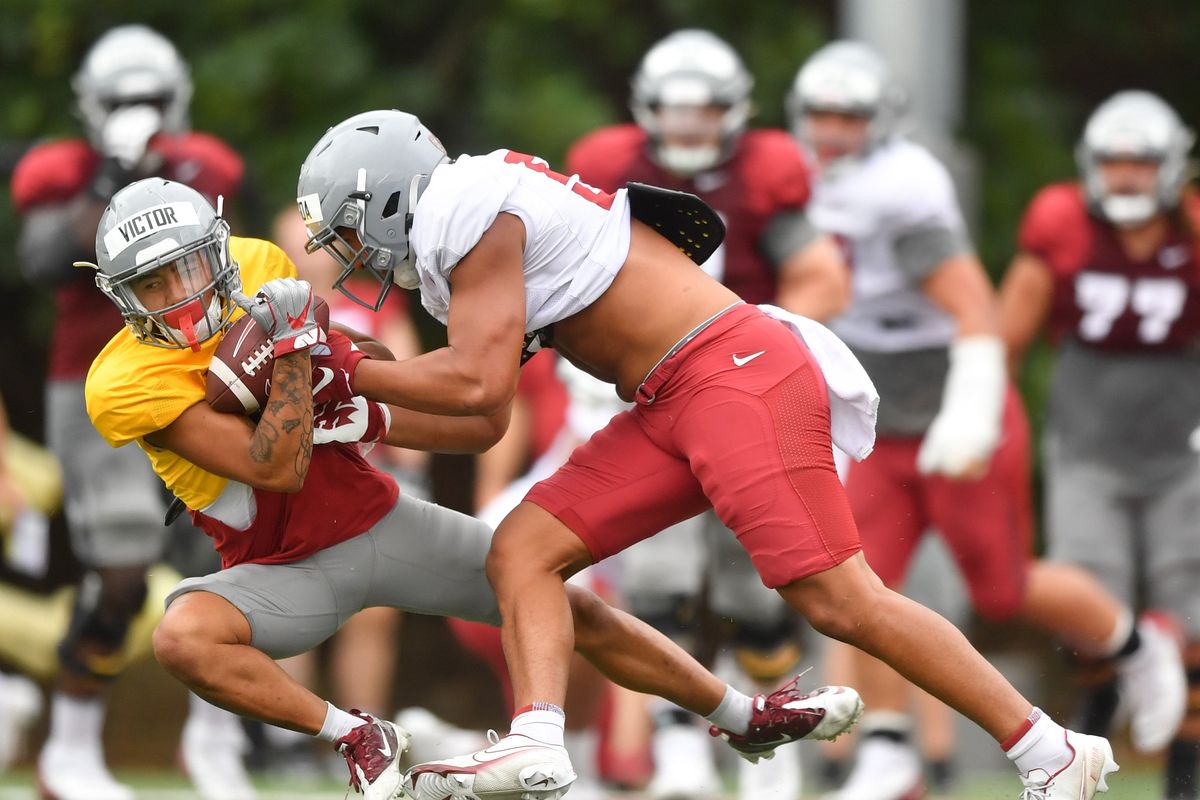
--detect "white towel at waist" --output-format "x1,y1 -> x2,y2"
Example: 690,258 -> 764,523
757,304 -> 879,461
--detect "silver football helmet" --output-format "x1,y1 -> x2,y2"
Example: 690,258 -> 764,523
73,25 -> 192,150
630,29 -> 753,176
1076,90 -> 1194,227
296,109 -> 449,310
85,179 -> 241,351
787,40 -> 906,160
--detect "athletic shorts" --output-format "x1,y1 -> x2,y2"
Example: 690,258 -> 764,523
1044,440 -> 1200,639
48,381 -> 166,568
164,493 -> 500,659
526,303 -> 861,589
844,385 -> 1032,620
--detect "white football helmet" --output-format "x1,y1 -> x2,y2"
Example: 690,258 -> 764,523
787,40 -> 906,161
73,25 -> 192,150
1076,90 -> 1194,227
630,29 -> 753,176
87,179 -> 241,351
296,109 -> 449,309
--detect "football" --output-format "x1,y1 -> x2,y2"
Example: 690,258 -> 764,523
205,296 -> 329,415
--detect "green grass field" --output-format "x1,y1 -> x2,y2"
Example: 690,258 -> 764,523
0,767 -> 1166,799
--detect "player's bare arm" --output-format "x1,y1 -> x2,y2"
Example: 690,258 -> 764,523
921,253 -> 999,335
382,401 -> 511,454
353,213 -> 527,416
775,234 -> 851,321
145,350 -> 314,493
997,252 -> 1055,375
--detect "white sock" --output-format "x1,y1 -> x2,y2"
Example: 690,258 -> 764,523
1101,607 -> 1135,657
509,703 -> 566,747
704,685 -> 754,735
1004,708 -> 1073,777
316,702 -> 366,743
47,693 -> 105,752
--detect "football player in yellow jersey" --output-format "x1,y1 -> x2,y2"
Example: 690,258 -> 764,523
81,178 -> 859,800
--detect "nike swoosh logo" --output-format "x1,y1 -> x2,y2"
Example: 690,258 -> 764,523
376,725 -> 392,759
311,367 -> 334,397
732,350 -> 765,367
286,297 -> 313,330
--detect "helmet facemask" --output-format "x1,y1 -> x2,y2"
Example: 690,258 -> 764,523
96,216 -> 240,351
788,40 -> 906,175
630,30 -> 753,178
1077,91 -> 1195,229
297,112 -> 449,310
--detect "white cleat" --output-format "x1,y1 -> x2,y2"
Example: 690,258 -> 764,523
711,681 -> 864,763
738,740 -> 801,800
1116,612 -> 1187,753
179,713 -> 258,800
0,673 -> 42,772
1018,731 -> 1118,799
36,740 -> 135,800
403,731 -> 576,800
824,737 -> 924,800
647,723 -> 721,800
335,712 -> 411,799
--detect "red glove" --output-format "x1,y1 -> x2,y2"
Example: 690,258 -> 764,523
312,397 -> 391,456
310,330 -> 368,406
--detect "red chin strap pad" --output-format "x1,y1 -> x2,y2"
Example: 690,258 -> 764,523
162,299 -> 207,352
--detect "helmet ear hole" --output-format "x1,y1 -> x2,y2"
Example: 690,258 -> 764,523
381,191 -> 403,219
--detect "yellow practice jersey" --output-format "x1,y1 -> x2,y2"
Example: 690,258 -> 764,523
85,237 -> 296,510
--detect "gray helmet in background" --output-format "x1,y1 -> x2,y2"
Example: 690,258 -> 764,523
86,179 -> 240,351
787,40 -> 906,157
630,29 -> 754,176
73,25 -> 192,149
296,109 -> 449,310
1076,90 -> 1194,227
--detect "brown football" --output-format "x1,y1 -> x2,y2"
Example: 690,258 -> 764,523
205,296 -> 329,415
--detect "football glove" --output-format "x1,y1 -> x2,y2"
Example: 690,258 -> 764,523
916,335 -> 1006,480
311,330 -> 368,406
312,397 -> 391,456
233,279 -> 328,357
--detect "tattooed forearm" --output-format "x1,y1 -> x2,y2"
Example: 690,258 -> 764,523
249,352 -> 314,480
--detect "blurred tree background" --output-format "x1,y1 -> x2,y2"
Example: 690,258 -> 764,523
0,0 -> 1197,469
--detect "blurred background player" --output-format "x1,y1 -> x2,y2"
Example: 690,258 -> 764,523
9,25 -> 254,800
563,28 -> 850,800
1000,90 -> 1200,800
787,40 -> 1188,800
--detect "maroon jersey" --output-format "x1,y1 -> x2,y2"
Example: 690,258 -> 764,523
1019,183 -> 1200,352
192,443 -> 399,570
565,125 -> 811,305
12,134 -> 244,379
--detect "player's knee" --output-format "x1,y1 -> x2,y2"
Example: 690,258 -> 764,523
153,596 -> 229,684
487,511 -> 587,588
779,555 -> 884,643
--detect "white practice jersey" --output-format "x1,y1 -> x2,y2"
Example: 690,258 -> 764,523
811,139 -> 967,353
411,150 -> 632,335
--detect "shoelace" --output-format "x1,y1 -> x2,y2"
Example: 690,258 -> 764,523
1019,787 -> 1050,800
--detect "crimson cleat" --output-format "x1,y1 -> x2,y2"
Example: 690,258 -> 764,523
334,711 -> 411,799
710,679 -> 864,763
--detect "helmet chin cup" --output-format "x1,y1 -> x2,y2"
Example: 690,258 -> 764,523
1101,194 -> 1158,227
656,144 -> 722,176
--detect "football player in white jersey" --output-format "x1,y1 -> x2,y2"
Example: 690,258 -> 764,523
289,107 -> 1121,800
788,41 -> 1186,800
